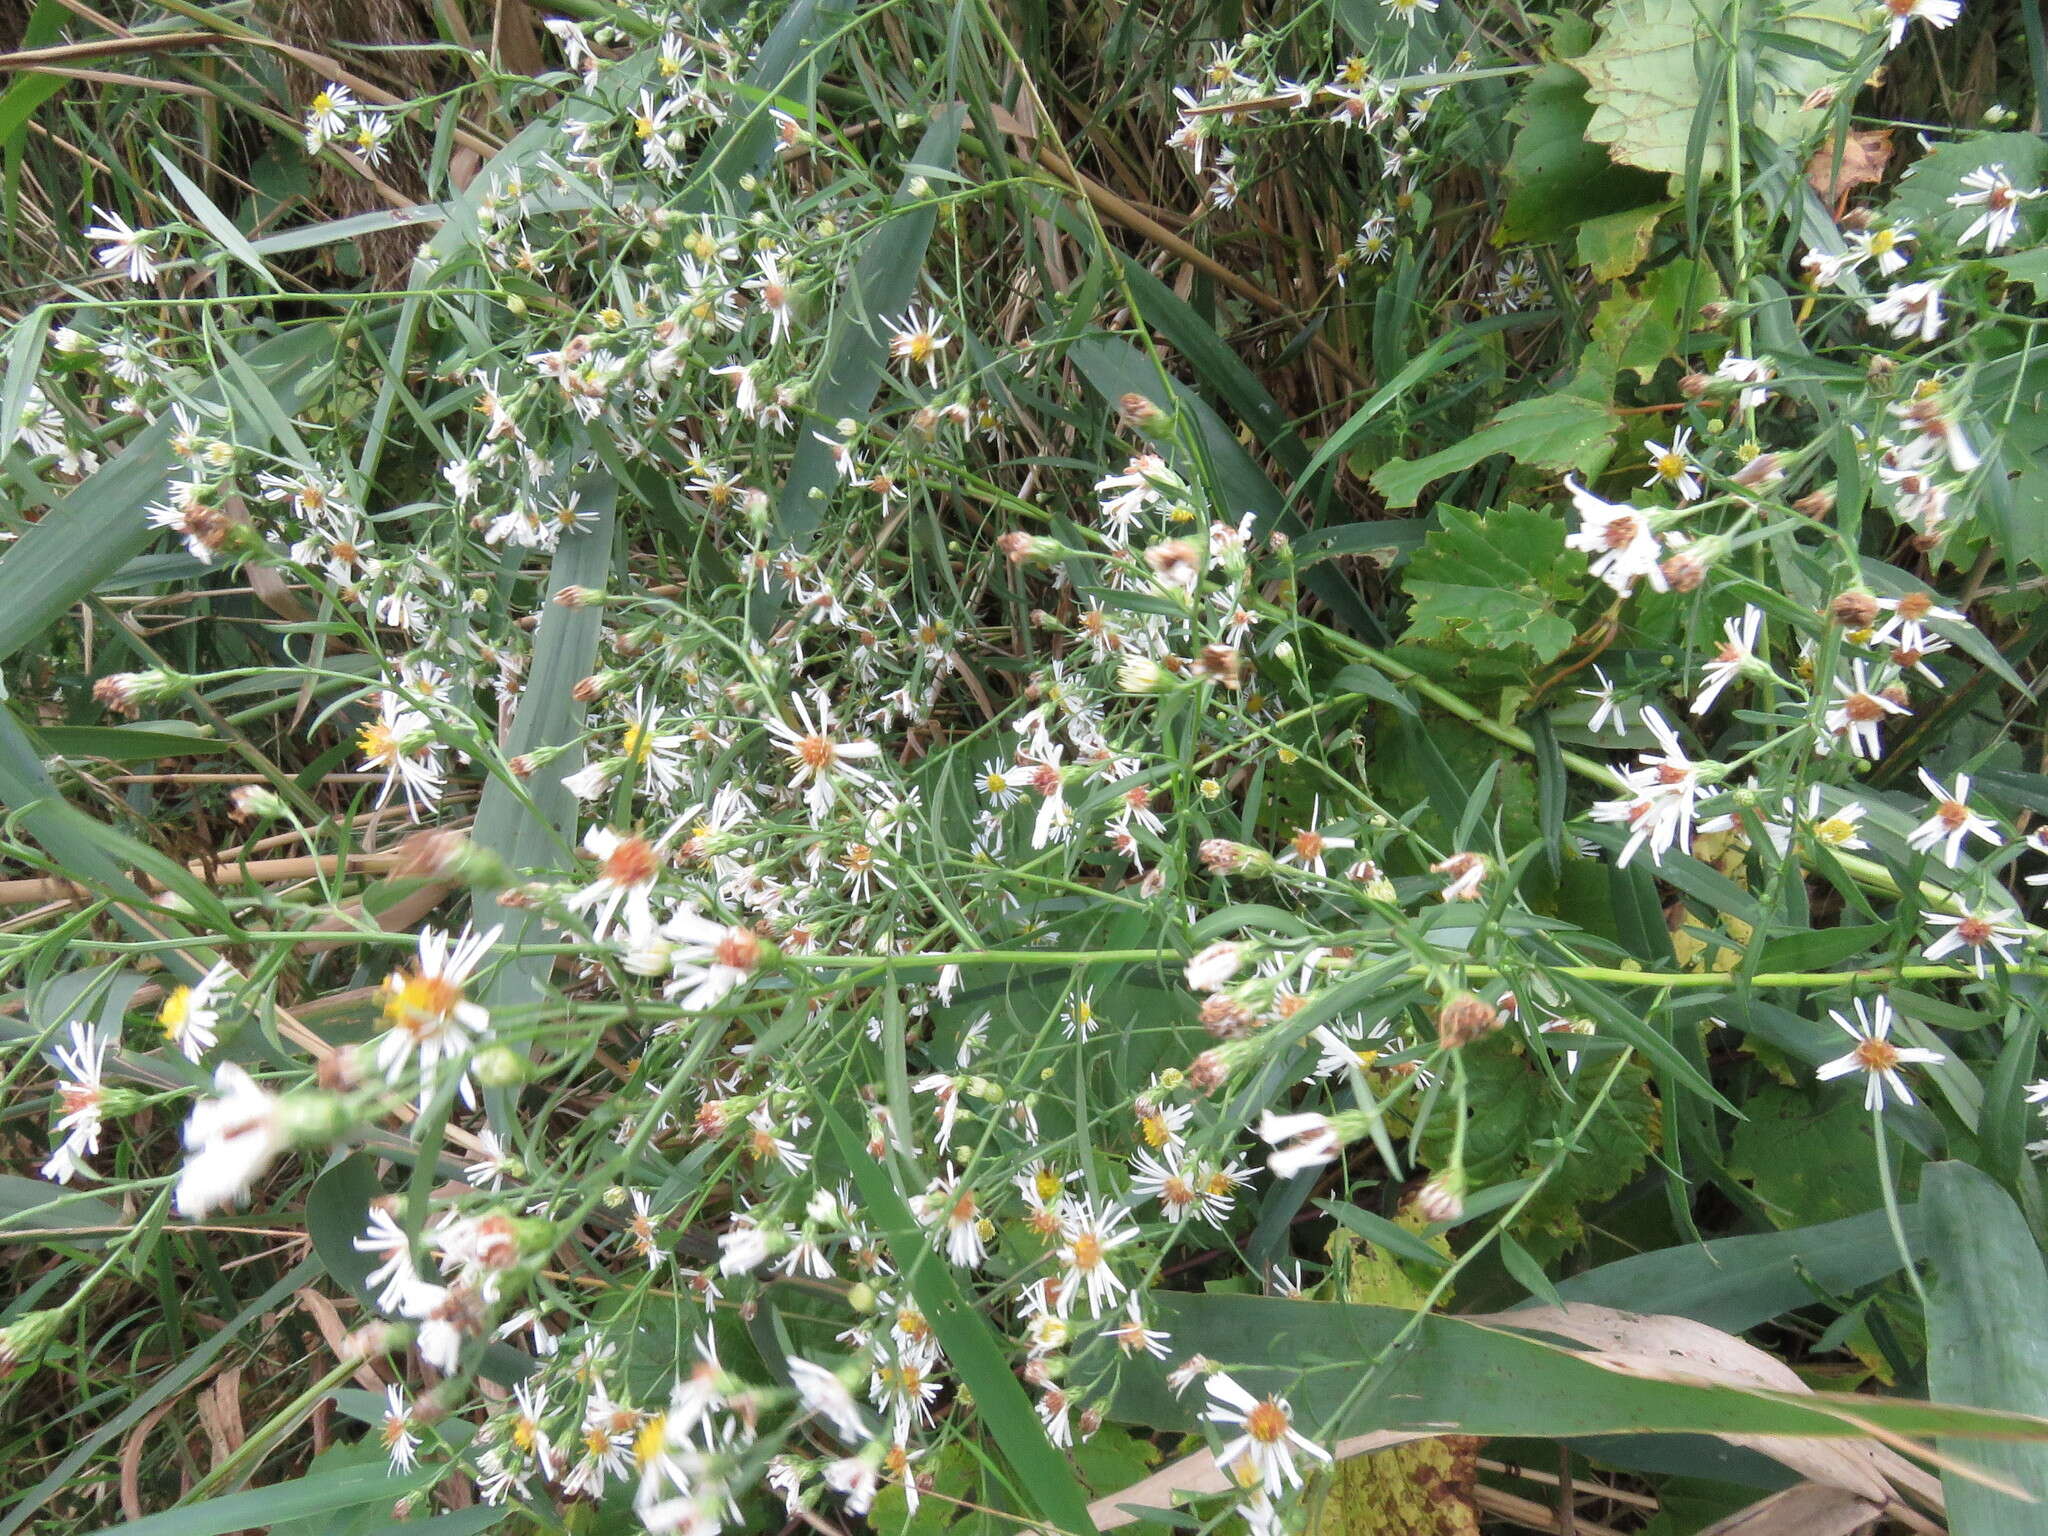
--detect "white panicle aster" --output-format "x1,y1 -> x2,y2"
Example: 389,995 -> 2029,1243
176,1064 -> 289,1216
376,925 -> 502,1107
1815,997 -> 1944,1110
1203,1372 -> 1333,1497
1562,478 -> 1667,595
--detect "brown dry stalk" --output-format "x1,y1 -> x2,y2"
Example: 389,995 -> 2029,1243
985,105 -> 1365,389
0,850 -> 402,906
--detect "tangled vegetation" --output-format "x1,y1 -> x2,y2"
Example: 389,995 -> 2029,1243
4,0 -> 2048,1532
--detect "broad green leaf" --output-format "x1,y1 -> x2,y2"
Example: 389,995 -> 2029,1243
468,476 -> 615,1011
1318,1199 -> 1452,1271
1553,1206 -> 1922,1331
86,1464 -> 430,1536
1399,504 -> 1587,663
1728,1084 -> 1921,1229
250,203 -> 447,258
1924,1161 -> 2048,1527
1888,133 -> 2048,250
33,723 -> 216,763
1414,1031 -> 1659,1263
1370,393 -> 1620,510
1582,257 -> 1720,386
1112,253 -> 1310,474
307,1152 -> 385,1301
1754,923 -> 1887,973
0,1174 -> 123,1248
1501,63 -> 1667,242
150,149 -> 283,292
1,304 -> 54,472
1574,0 -> 1874,178
1992,249 -> 2048,297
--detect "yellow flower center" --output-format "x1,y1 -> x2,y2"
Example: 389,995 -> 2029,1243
633,1413 -> 667,1469
384,971 -> 464,1033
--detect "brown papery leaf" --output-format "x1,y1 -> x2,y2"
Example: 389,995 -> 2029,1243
1807,129 -> 1894,205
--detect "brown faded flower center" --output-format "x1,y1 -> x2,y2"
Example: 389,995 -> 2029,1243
601,836 -> 660,887
713,928 -> 761,971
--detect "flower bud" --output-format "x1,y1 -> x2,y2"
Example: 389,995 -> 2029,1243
474,1044 -> 537,1088
1193,645 -> 1243,689
1413,1170 -> 1467,1223
1198,838 -> 1274,877
0,1307 -> 66,1378
92,669 -> 189,717
997,532 -> 1064,568
1116,392 -> 1170,436
1116,656 -> 1171,694
1185,941 -> 1246,993
1434,991 -> 1501,1049
229,785 -> 290,823
1660,551 -> 1708,592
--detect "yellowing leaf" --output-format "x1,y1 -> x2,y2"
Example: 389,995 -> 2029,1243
1575,201 -> 1673,281
1574,0 -> 1875,179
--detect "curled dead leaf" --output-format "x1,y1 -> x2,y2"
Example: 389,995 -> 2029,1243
1807,130 -> 1893,207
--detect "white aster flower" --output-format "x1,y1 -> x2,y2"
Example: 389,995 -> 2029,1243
1815,997 -> 1944,1111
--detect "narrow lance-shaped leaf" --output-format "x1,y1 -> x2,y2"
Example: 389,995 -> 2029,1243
0,321 -> 362,666
469,476 -> 616,1010
771,103 -> 967,547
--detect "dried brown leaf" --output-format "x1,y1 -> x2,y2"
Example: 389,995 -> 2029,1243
1697,1481 -> 1887,1536
296,1286 -> 388,1392
1483,1304 -> 1940,1509
1807,130 -> 1894,205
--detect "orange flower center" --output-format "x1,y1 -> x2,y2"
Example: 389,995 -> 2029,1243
1245,1399 -> 1291,1444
